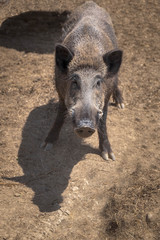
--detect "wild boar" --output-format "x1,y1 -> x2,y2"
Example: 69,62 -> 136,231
42,1 -> 124,160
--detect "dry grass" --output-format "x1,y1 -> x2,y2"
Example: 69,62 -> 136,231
103,165 -> 160,239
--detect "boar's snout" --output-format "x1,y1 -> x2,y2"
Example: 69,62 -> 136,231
74,120 -> 95,138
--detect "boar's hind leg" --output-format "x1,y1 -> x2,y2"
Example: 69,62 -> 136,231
41,101 -> 67,151
98,103 -> 115,161
112,76 -> 124,109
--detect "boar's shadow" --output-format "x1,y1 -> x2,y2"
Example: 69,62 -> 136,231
5,99 -> 98,212
1,10 -> 99,212
0,10 -> 70,54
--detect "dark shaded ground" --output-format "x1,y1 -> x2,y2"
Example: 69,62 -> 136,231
0,0 -> 159,239
5,99 -> 99,212
0,11 -> 70,53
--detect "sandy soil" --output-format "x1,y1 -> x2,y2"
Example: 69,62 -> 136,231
0,0 -> 159,239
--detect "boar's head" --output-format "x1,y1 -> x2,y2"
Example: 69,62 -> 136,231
55,44 -> 122,138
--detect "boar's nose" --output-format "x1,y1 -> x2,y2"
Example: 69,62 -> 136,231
75,127 -> 95,138
74,120 -> 95,138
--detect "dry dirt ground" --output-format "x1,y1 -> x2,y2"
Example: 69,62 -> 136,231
0,0 -> 160,239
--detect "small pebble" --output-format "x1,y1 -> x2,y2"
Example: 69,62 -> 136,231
14,193 -> 21,197
146,212 -> 153,223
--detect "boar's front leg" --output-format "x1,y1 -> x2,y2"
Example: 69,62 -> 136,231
98,101 -> 115,161
112,76 -> 124,109
41,100 -> 67,151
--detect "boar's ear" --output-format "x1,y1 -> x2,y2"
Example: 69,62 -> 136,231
103,49 -> 123,76
55,44 -> 73,71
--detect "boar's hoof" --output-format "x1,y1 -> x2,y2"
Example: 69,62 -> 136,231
109,152 -> 116,161
40,142 -> 53,151
102,151 -> 109,160
102,151 -> 116,161
40,141 -> 46,148
118,103 -> 125,109
44,143 -> 53,151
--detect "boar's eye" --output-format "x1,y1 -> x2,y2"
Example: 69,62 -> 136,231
95,75 -> 102,88
96,80 -> 101,87
72,80 -> 79,89
71,74 -> 80,90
